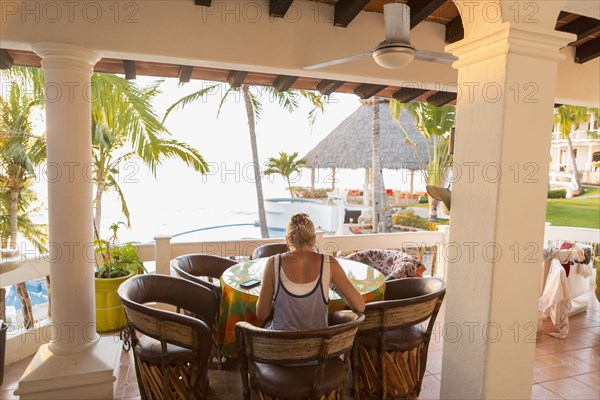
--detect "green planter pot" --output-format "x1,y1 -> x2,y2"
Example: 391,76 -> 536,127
95,271 -> 135,333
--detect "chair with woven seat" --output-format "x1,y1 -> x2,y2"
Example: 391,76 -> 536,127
251,243 -> 289,260
345,249 -> 426,281
118,274 -> 218,400
236,310 -> 365,400
352,277 -> 446,400
171,253 -> 237,367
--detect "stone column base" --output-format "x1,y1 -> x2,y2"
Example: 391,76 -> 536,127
14,337 -> 122,399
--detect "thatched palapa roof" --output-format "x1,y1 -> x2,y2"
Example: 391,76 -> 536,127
303,100 -> 430,171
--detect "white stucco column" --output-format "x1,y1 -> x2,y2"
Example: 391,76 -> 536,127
37,42 -> 99,354
440,2 -> 574,399
15,43 -> 121,400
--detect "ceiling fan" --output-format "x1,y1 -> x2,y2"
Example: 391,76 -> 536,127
304,1 -> 457,71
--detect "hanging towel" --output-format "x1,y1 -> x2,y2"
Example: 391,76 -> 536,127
539,258 -> 572,338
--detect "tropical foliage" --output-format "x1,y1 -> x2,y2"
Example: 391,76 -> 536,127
91,74 -> 208,232
264,151 -> 306,197
94,222 -> 144,279
0,71 -> 47,328
553,105 -> 593,194
165,83 -> 326,238
390,101 -> 455,221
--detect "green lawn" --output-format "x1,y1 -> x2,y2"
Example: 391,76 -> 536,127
412,186 -> 600,229
546,197 -> 600,228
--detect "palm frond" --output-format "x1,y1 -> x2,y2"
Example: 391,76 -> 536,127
164,84 -> 219,120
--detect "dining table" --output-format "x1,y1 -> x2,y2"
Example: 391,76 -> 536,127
218,256 -> 386,357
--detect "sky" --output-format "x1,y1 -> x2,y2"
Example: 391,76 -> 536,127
27,76 -> 428,243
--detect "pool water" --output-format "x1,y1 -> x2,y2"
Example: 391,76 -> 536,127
5,279 -> 49,310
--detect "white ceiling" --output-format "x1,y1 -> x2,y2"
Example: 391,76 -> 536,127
563,0 -> 600,19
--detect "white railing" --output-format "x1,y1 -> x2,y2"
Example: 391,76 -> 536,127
551,128 -> 599,142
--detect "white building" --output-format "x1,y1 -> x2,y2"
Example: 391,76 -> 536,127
550,114 -> 600,187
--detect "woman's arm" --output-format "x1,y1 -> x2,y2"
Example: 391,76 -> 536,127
330,257 -> 365,313
256,257 -> 275,321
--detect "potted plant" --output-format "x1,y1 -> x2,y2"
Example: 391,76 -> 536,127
94,222 -> 144,333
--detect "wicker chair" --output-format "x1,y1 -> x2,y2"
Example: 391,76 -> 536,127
171,253 -> 237,367
236,310 -> 365,400
352,277 -> 446,399
345,249 -> 426,281
251,243 -> 289,260
118,274 -> 218,400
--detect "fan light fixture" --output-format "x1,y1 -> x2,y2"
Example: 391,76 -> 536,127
373,2 -> 414,69
373,43 -> 415,69
304,1 -> 457,71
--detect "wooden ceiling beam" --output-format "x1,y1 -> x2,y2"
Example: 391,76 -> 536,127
227,70 -> 248,88
445,16 -> 464,44
354,84 -> 387,99
194,0 -> 211,6
316,80 -> 344,96
575,36 -> 600,63
558,11 -> 571,21
408,0 -> 447,29
272,75 -> 298,92
178,65 -> 193,83
427,91 -> 457,106
0,49 -> 14,69
123,60 -> 136,80
334,0 -> 370,28
558,16 -> 600,41
270,0 -> 294,18
392,87 -> 429,103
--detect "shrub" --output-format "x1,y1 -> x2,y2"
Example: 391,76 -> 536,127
392,213 -> 438,231
290,186 -> 331,198
547,189 -> 567,199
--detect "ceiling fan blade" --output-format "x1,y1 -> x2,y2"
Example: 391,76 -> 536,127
304,52 -> 373,70
414,49 -> 457,64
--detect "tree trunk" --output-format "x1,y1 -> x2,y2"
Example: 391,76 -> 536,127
242,85 -> 269,238
94,178 -> 105,237
566,134 -> 583,192
0,288 -> 5,323
9,188 -> 35,328
46,275 -> 51,318
371,98 -> 393,233
9,189 -> 18,248
371,100 -> 381,233
287,178 -> 294,198
16,282 -> 34,329
429,198 -> 439,221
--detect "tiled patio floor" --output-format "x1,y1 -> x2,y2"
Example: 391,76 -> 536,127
1,289 -> 598,399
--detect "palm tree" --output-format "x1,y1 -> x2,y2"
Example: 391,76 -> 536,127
390,101 -> 455,221
264,151 -> 306,198
0,79 -> 47,328
554,105 -> 590,194
166,83 -> 325,238
90,74 -> 208,233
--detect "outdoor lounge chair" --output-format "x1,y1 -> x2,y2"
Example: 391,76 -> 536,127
352,277 -> 446,399
118,274 -> 218,400
236,310 -> 365,400
171,253 -> 237,368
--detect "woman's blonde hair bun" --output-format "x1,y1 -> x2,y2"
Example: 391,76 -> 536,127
286,213 -> 316,248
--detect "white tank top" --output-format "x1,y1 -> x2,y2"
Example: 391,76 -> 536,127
274,254 -> 331,299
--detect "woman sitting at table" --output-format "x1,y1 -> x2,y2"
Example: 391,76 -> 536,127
256,213 -> 365,330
